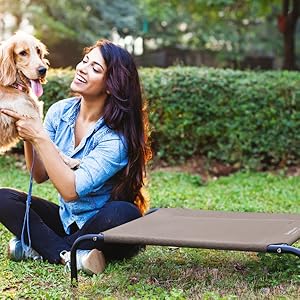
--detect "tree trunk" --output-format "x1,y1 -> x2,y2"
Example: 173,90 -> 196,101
282,0 -> 299,70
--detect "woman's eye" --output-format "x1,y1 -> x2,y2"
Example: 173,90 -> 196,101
93,68 -> 101,73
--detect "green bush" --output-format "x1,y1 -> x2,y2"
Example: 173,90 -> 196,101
43,68 -> 74,112
41,67 -> 300,168
140,67 -> 300,168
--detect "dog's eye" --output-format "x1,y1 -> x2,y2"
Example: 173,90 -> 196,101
36,48 -> 41,56
19,50 -> 27,57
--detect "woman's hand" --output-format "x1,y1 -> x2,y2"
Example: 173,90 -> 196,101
0,109 -> 47,144
1,108 -> 77,200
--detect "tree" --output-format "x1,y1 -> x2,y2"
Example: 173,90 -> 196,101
138,0 -> 299,69
0,0 -> 32,37
1,0 -> 139,46
1,0 -> 299,69
0,0 -> 140,66
278,0 -> 299,69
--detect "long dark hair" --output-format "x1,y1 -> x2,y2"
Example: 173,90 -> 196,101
85,40 -> 152,214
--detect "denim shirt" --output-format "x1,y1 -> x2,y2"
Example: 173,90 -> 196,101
43,97 -> 128,234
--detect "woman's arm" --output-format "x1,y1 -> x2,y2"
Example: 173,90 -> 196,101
24,141 -> 48,183
32,133 -> 78,201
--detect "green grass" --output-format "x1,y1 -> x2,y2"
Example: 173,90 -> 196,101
0,154 -> 299,299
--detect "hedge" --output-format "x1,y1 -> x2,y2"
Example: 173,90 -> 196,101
42,67 -> 300,169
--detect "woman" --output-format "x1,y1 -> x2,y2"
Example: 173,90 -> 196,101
0,39 -> 151,275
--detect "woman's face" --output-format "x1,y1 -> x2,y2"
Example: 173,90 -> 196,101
71,47 -> 108,99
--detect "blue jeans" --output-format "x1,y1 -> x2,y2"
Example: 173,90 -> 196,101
0,188 -> 142,263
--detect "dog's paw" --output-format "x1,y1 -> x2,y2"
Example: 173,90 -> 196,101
65,157 -> 81,170
59,152 -> 81,170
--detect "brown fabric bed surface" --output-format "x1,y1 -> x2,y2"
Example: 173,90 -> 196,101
102,208 -> 300,252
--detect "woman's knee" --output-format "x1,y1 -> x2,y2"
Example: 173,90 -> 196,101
81,201 -> 141,234
0,188 -> 25,213
0,188 -> 24,200
105,201 -> 142,222
0,188 -> 16,201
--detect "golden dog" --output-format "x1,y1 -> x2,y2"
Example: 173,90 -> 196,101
0,32 -> 48,152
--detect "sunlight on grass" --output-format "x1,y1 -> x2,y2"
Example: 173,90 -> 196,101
0,155 -> 299,299
149,170 -> 300,213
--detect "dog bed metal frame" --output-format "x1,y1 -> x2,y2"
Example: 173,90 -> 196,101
70,208 -> 300,284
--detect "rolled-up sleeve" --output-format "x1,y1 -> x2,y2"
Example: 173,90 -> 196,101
74,136 -> 128,197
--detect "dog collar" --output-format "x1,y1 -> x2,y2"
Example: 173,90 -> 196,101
11,83 -> 28,93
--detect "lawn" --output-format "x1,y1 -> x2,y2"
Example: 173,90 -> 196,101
0,154 -> 299,299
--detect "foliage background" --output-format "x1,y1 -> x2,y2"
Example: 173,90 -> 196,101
0,1 -> 299,298
1,0 -> 299,68
42,67 -> 300,169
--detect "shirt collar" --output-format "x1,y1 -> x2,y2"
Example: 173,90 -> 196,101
61,97 -> 81,125
61,97 -> 106,131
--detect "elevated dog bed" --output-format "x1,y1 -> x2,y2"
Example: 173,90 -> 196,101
70,208 -> 300,283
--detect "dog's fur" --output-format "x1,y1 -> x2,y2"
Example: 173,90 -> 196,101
0,32 -> 48,152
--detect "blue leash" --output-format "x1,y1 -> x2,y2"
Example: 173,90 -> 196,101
21,150 -> 35,253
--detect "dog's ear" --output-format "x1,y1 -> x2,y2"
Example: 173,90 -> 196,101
38,41 -> 49,65
0,41 -> 17,86
38,41 -> 49,84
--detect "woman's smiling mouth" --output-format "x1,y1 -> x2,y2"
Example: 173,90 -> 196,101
75,74 -> 87,83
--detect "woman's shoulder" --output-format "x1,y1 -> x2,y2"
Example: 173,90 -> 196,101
46,97 -> 80,117
48,97 -> 79,112
100,127 -> 128,152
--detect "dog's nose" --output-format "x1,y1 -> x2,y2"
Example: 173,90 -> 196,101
38,66 -> 47,76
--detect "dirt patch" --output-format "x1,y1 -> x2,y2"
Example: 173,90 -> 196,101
151,156 -> 299,182
7,152 -> 300,181
151,156 -> 241,182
